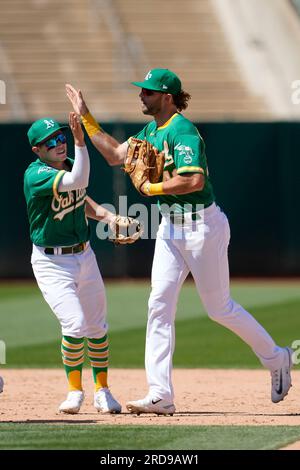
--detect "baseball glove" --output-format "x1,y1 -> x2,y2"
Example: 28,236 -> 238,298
108,215 -> 143,245
124,138 -> 165,194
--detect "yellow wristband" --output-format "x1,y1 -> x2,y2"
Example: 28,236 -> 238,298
81,112 -> 102,137
144,182 -> 165,196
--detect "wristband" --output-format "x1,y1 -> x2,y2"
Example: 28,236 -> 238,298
143,182 -> 165,196
81,112 -> 102,137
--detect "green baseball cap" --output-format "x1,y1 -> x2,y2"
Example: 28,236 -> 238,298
131,68 -> 182,95
27,118 -> 68,146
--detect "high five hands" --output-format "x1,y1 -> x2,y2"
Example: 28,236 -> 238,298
66,84 -> 89,117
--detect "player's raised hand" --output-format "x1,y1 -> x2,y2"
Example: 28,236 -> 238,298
69,111 -> 85,147
66,84 -> 89,116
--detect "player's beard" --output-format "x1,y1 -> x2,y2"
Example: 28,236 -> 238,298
141,97 -> 163,116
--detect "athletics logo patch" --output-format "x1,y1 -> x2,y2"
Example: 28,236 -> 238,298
183,155 -> 193,164
175,143 -> 194,164
44,119 -> 55,129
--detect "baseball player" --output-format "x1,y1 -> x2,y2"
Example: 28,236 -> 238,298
24,113 -> 122,414
66,69 -> 293,415
0,375 -> 3,395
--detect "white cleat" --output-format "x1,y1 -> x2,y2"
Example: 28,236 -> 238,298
0,376 -> 3,394
271,347 -> 293,403
94,388 -> 121,414
126,396 -> 176,416
59,390 -> 84,414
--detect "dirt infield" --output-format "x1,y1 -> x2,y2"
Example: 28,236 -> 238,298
0,369 -> 299,426
281,441 -> 300,450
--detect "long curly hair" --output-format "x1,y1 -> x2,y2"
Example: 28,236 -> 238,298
172,90 -> 191,111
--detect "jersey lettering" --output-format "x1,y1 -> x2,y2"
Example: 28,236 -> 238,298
51,188 -> 86,221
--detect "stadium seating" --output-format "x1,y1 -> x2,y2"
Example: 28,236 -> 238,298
0,0 -> 298,122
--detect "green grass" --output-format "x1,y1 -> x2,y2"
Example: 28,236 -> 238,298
0,424 -> 299,450
1,280 -> 300,368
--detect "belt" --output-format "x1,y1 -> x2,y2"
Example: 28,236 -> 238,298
170,212 -> 202,225
44,242 -> 87,255
168,203 -> 215,225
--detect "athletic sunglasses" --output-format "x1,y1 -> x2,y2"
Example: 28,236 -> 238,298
43,133 -> 66,150
141,88 -> 159,96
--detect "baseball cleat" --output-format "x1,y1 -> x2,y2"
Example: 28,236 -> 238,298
94,388 -> 121,414
126,396 -> 175,416
271,347 -> 293,403
59,390 -> 84,414
0,376 -> 4,394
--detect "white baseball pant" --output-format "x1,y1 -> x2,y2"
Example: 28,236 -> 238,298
31,243 -> 108,338
146,203 -> 285,401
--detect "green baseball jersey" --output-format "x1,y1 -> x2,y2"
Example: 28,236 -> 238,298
132,113 -> 215,213
24,158 -> 89,247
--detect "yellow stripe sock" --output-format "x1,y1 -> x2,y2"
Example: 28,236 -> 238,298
61,336 -> 84,391
68,370 -> 83,391
88,336 -> 109,391
95,371 -> 108,392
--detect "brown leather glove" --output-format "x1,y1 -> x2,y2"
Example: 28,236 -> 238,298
123,138 -> 165,194
109,215 -> 144,245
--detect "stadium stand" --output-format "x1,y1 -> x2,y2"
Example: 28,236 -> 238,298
0,0 -> 299,122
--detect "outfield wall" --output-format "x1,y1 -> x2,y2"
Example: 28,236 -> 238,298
1,122 -> 299,278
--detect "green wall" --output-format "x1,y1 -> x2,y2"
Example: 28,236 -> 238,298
0,121 -> 299,278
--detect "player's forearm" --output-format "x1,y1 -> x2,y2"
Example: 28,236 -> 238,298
143,174 -> 204,196
85,196 -> 115,223
81,111 -> 125,166
89,132 -> 126,166
59,145 -> 90,191
162,176 -> 202,194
